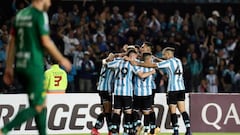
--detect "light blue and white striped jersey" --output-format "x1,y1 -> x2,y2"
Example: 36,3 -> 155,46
150,58 -> 156,90
133,66 -> 153,96
107,59 -> 138,96
157,57 -> 185,91
151,73 -> 156,90
97,65 -> 115,93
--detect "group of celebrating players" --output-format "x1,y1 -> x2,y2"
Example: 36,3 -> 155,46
91,42 -> 192,135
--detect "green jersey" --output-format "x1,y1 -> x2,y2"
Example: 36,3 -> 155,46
13,6 -> 50,72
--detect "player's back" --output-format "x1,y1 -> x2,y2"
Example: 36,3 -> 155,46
97,65 -> 114,92
44,64 -> 68,93
157,57 -> 185,91
14,6 -> 49,71
167,57 -> 185,91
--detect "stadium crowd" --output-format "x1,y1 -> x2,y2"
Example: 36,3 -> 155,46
0,0 -> 240,93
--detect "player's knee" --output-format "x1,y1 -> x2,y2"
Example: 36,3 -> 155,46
103,101 -> 112,113
113,109 -> 121,115
142,110 -> 151,115
124,109 -> 132,114
177,105 -> 186,113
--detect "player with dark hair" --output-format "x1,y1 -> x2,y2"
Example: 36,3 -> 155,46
130,52 -> 155,135
129,47 -> 192,135
0,0 -> 71,134
138,42 -> 160,134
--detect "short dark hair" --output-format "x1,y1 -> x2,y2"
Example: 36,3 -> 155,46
142,52 -> 152,60
127,49 -> 137,56
143,41 -> 153,51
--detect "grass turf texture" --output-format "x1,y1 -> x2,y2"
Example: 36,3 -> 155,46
52,133 -> 240,135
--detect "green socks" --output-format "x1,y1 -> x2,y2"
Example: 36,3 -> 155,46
1,107 -> 38,134
35,108 -> 47,135
1,107 -> 47,135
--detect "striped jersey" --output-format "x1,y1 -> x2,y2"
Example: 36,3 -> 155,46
133,66 -> 154,96
150,58 -> 156,90
107,59 -> 138,96
151,73 -> 156,90
156,57 -> 185,91
97,65 -> 115,93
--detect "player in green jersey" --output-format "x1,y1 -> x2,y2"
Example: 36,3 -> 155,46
0,0 -> 71,135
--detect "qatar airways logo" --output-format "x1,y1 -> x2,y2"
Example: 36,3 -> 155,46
190,94 -> 240,132
201,103 -> 240,130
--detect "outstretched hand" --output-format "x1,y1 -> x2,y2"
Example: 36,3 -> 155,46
107,53 -> 115,61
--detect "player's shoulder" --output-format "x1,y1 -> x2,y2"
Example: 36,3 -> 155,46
172,57 -> 181,61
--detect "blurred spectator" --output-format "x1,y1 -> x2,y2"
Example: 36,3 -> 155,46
214,31 -> 224,49
149,15 -> 161,33
111,6 -> 123,23
222,6 -> 236,31
58,26 -> 79,62
51,6 -> 66,26
95,34 -> 108,52
207,10 -> 220,27
202,45 -> 218,74
76,51 -> 95,92
188,52 -> 203,92
157,13 -> 167,32
11,0 -> 29,14
0,43 -> 6,93
233,69 -> 240,92
68,4 -> 80,26
206,66 -> 218,93
169,10 -> 183,31
73,44 -> 84,68
0,24 -> 7,93
128,5 -> 136,20
191,6 -> 206,39
221,63 -> 235,92
66,66 -> 77,93
216,58 -> 227,92
198,78 -> 208,92
182,56 -> 191,92
154,44 -> 163,58
232,42 -> 240,70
